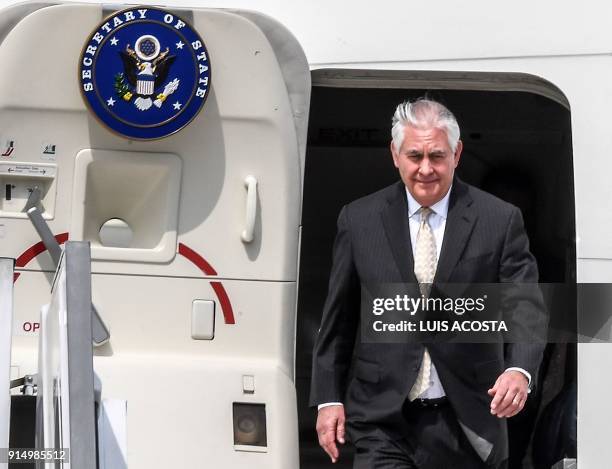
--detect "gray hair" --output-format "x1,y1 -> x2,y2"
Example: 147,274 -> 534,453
391,98 -> 461,152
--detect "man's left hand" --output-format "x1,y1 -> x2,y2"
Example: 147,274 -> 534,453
487,370 -> 529,418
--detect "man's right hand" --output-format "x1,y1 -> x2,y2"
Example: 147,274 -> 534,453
316,405 -> 346,463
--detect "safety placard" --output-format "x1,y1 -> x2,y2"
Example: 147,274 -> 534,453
0,162 -> 56,177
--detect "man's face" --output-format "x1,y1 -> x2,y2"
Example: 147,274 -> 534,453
391,125 -> 463,207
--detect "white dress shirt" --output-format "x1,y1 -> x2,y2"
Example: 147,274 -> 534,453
318,186 -> 531,409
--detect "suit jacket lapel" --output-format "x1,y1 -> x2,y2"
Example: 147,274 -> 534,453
435,179 -> 477,284
381,182 -> 418,284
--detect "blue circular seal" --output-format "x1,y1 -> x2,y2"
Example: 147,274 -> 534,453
79,7 -> 211,140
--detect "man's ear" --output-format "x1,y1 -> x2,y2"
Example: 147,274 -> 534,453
453,140 -> 463,168
390,141 -> 400,168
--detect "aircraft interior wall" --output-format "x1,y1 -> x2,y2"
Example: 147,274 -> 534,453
296,77 -> 576,468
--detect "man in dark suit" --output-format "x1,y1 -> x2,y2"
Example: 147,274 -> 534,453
310,98 -> 545,468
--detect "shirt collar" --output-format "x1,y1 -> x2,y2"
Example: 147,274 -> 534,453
405,185 -> 452,220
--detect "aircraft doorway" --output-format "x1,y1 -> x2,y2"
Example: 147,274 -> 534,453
296,69 -> 576,469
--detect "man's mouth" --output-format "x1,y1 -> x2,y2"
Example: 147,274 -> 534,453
415,179 -> 439,185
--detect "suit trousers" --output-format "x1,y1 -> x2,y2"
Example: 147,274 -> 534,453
352,400 -> 507,469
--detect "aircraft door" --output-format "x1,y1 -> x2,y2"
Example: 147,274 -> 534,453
0,4 -> 310,468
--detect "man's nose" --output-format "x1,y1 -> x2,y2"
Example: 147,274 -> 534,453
419,157 -> 433,175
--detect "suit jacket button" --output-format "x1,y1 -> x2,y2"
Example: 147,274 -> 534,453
412,365 -> 419,371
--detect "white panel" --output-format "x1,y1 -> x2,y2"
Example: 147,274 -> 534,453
39,270 -> 69,453
0,3 -> 99,111
37,304 -> 54,449
578,258 -> 612,283
98,399 -> 128,469
93,355 -> 298,469
578,343 -> 612,468
0,162 -> 57,219
87,273 -> 297,467
577,259 -> 612,468
88,275 -> 296,372
191,300 -> 215,340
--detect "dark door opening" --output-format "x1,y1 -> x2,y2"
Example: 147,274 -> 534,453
296,69 -> 576,469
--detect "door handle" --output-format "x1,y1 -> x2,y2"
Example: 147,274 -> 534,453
241,175 -> 258,243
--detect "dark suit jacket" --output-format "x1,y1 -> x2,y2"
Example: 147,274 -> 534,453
309,178 -> 546,465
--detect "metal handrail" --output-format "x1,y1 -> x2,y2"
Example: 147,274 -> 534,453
37,242 -> 97,469
0,257 -> 15,469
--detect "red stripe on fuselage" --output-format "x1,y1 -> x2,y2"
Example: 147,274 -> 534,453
178,243 -> 235,324
210,281 -> 236,325
178,243 -> 217,276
